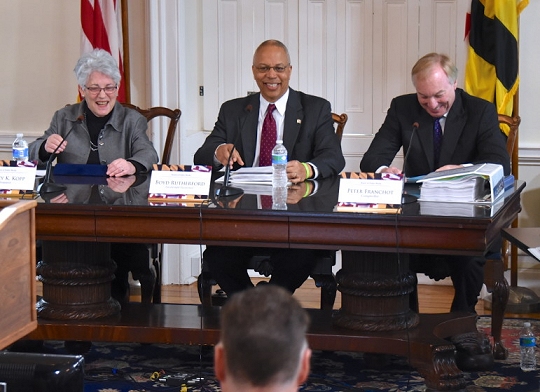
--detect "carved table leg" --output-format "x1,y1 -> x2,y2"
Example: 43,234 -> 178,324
335,251 -> 418,331
37,240 -> 120,320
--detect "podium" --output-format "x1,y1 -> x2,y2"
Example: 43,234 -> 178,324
0,199 -> 37,349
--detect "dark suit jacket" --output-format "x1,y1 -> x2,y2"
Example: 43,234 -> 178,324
194,88 -> 345,178
360,88 -> 510,177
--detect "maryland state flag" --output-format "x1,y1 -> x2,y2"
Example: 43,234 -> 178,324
80,0 -> 126,102
464,0 -> 528,135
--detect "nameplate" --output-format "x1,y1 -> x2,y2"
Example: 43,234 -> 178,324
0,164 -> 37,191
149,165 -> 212,197
338,172 -> 403,205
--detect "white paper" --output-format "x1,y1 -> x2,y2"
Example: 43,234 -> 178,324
528,247 -> 540,261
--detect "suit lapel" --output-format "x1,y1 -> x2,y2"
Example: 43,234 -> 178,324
417,111 -> 436,170
440,91 -> 466,166
240,95 -> 260,167
282,89 -> 303,152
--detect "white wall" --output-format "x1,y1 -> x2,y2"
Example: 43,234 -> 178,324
0,0 -> 539,223
0,1 -> 148,149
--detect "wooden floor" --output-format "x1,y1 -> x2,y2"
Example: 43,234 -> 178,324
36,277 -> 540,319
130,278 -> 478,313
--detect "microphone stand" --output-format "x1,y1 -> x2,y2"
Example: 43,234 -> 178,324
215,105 -> 252,200
39,115 -> 83,196
401,122 -> 419,204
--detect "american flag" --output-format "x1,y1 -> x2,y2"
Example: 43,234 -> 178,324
80,0 -> 126,102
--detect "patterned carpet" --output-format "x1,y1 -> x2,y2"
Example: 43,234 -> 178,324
11,317 -> 540,391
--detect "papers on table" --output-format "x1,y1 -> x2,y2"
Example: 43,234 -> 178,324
215,166 -> 273,185
418,163 -> 504,203
528,247 -> 540,261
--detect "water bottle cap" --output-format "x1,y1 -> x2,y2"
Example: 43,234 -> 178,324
16,133 -> 23,138
524,322 -> 531,327
276,139 -> 283,144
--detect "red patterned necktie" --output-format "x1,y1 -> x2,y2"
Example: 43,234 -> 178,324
259,104 -> 277,166
261,195 -> 273,209
433,118 -> 443,168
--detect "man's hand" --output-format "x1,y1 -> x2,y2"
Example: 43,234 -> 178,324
286,160 -> 309,183
216,144 -> 245,169
380,166 -> 402,175
287,182 -> 311,204
436,164 -> 465,172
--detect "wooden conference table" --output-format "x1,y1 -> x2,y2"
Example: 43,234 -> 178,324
26,175 -> 524,391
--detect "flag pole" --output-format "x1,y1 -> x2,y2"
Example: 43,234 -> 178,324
121,0 -> 131,104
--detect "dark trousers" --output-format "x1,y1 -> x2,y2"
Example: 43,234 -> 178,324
410,254 -> 486,313
110,242 -> 151,302
203,246 -> 317,296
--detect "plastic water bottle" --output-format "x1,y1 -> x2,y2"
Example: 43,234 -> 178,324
272,140 -> 288,187
272,140 -> 288,210
520,321 -> 536,371
12,133 -> 28,163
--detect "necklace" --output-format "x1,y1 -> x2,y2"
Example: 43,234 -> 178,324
90,141 -> 99,151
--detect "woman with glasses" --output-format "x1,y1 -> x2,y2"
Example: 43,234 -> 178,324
29,49 -> 159,303
29,48 -> 158,176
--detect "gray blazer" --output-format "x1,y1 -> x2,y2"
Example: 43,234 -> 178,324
29,102 -> 158,172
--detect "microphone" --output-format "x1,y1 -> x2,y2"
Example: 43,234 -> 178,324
401,121 -> 419,204
39,115 -> 84,195
215,104 -> 253,199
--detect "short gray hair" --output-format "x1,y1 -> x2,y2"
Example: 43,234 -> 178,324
74,49 -> 121,87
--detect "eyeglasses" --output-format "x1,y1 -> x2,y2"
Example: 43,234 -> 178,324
254,64 -> 290,74
84,85 -> 118,95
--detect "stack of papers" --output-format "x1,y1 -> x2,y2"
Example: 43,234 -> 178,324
418,163 -> 504,203
216,166 -> 273,185
420,176 -> 488,202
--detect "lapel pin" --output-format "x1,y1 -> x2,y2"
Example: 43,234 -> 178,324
297,119 -> 302,124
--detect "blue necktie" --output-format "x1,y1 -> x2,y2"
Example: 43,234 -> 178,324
433,118 -> 443,168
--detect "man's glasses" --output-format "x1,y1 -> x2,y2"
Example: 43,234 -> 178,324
254,64 -> 290,74
84,85 -> 118,95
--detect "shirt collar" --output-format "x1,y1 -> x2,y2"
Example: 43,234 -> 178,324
260,88 -> 289,116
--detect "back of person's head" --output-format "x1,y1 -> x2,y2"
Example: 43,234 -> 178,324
216,285 -> 311,390
74,48 -> 121,87
411,52 -> 458,85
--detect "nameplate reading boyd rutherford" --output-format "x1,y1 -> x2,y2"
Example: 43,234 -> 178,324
149,168 -> 211,196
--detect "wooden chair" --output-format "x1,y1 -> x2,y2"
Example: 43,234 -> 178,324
483,114 -> 520,359
332,112 -> 348,143
197,112 -> 348,309
122,103 -> 181,303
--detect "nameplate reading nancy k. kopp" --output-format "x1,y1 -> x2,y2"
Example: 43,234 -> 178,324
338,172 -> 404,205
149,165 -> 212,200
0,164 -> 37,191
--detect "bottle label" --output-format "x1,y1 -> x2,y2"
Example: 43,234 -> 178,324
13,147 -> 28,160
272,154 -> 287,165
520,337 -> 536,347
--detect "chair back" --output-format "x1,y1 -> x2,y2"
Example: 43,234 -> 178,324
122,103 -> 181,165
332,113 -> 348,143
498,114 -> 520,177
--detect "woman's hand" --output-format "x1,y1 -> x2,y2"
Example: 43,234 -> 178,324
107,175 -> 136,192
45,134 -> 68,154
107,158 -> 136,177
